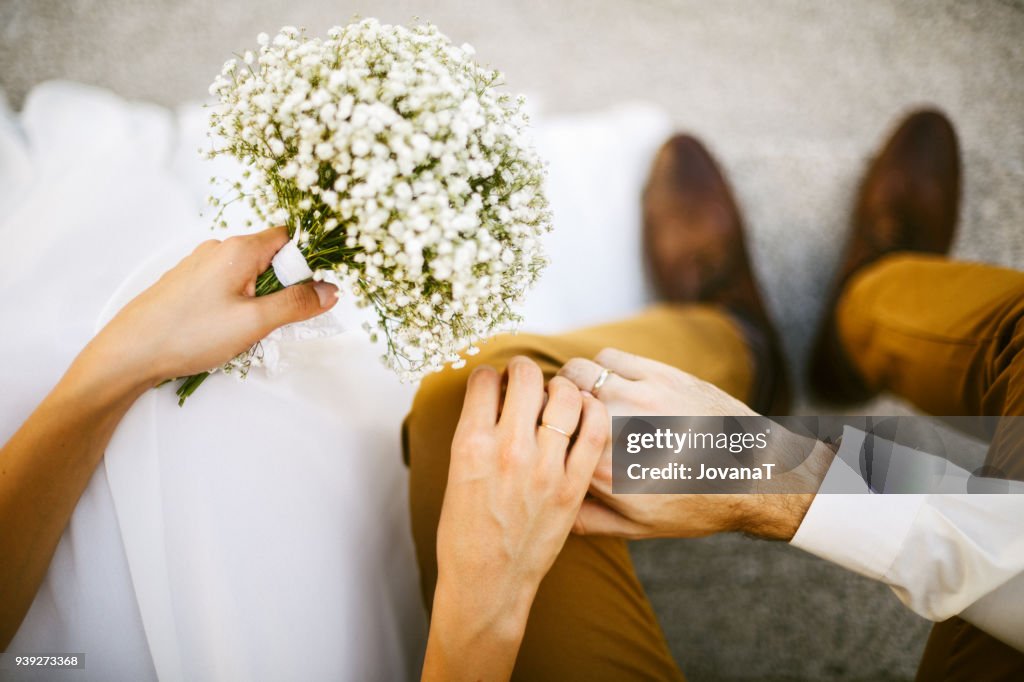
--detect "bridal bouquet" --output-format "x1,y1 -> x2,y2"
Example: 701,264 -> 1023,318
177,19 -> 550,403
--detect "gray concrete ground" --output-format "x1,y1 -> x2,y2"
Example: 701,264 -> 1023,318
3,1 -> 1023,679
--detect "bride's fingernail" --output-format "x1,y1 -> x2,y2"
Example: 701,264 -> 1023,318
313,281 -> 339,307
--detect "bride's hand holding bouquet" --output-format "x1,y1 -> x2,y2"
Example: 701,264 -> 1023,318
82,227 -> 339,396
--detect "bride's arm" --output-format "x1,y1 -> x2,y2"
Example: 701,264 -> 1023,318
422,360 -> 609,681
0,227 -> 337,648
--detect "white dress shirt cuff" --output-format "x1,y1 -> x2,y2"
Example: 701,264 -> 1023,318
789,426 -> 928,582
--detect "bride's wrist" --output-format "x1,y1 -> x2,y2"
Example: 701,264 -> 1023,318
63,335 -> 160,408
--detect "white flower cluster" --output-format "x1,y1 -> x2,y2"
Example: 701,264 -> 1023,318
207,19 -> 550,379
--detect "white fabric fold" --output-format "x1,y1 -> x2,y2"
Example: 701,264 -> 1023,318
2,82 -> 428,680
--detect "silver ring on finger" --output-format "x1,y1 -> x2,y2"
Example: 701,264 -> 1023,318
591,368 -> 614,395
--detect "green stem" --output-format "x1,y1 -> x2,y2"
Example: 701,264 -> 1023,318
255,267 -> 285,297
175,266 -> 284,406
175,371 -> 211,406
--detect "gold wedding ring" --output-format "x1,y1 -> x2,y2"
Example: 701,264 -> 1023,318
540,423 -> 572,438
591,368 -> 614,395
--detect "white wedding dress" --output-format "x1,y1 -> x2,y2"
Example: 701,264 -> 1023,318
0,81 -> 668,681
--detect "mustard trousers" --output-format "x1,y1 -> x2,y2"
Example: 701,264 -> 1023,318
403,254 -> 1024,680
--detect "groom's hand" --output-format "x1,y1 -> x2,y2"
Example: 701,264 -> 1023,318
86,226 -> 339,388
558,348 -> 831,542
425,357 -> 608,680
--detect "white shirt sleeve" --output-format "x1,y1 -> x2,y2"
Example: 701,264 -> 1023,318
790,426 -> 1024,652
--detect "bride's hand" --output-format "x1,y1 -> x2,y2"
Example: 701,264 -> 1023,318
85,226 -> 338,386
424,357 -> 608,681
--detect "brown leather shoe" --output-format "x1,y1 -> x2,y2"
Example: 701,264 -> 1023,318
808,109 -> 961,404
643,134 -> 790,414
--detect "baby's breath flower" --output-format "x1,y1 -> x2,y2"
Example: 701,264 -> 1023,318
206,18 -> 550,380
